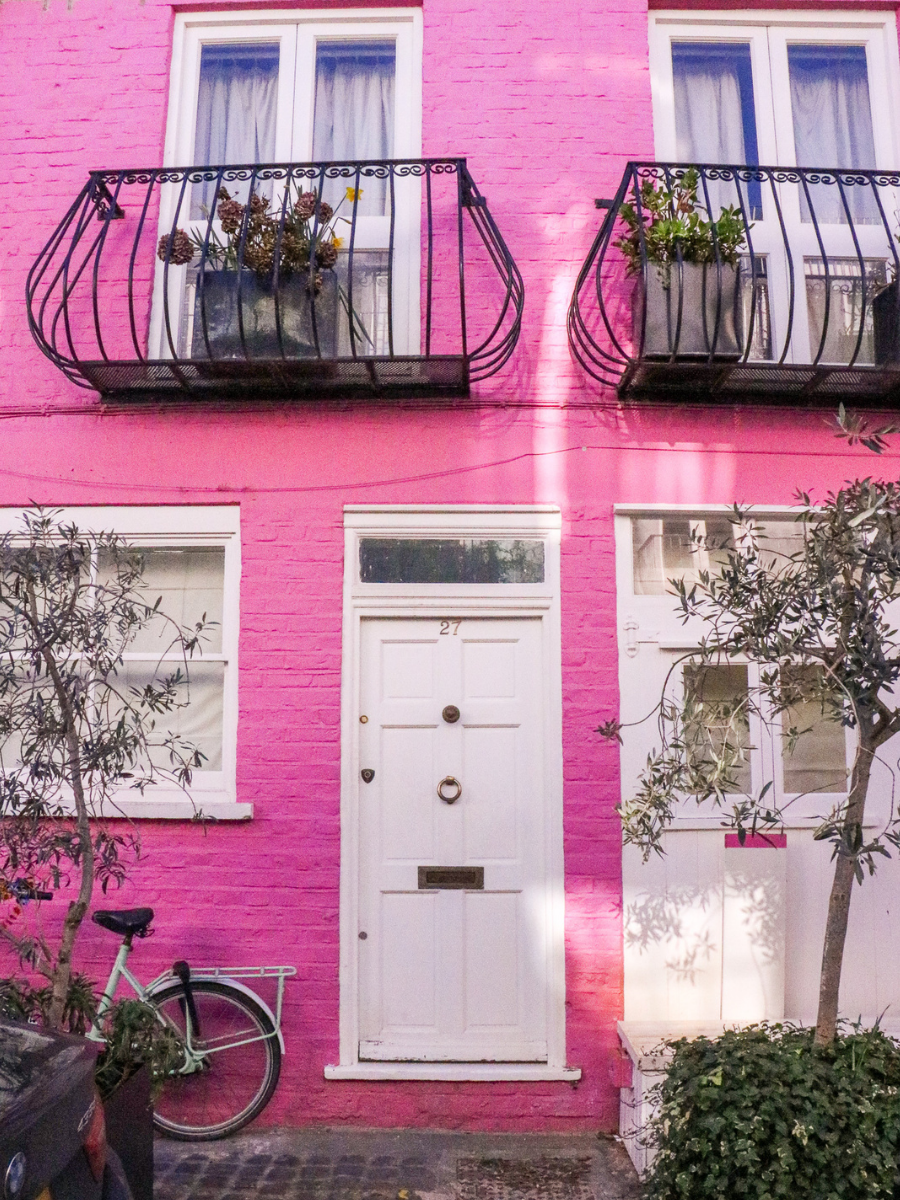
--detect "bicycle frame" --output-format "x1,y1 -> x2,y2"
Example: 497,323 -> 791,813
87,939 -> 295,1066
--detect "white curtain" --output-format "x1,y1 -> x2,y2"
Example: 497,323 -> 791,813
313,42 -> 396,215
192,44 -> 279,216
789,45 -> 877,224
674,56 -> 746,165
673,45 -> 754,221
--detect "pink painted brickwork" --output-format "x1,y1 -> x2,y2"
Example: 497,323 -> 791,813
1,0 -> 900,1134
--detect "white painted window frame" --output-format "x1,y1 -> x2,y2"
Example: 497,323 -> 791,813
615,504 -> 896,830
152,8 -> 424,362
0,506 -> 246,822
326,505 -> 579,1082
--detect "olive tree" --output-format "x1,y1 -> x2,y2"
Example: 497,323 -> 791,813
600,479 -> 900,1046
0,509 -> 208,1029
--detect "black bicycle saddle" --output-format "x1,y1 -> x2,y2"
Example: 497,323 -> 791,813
92,908 -> 154,937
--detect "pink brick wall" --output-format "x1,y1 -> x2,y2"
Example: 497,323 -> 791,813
1,0 -> 899,1134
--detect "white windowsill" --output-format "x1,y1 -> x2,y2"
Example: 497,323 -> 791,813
100,800 -> 253,821
324,1063 -> 582,1082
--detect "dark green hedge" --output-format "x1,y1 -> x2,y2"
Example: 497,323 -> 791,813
645,1025 -> 900,1200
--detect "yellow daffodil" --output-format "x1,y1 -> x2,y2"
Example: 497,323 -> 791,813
345,186 -> 364,202
332,237 -> 344,249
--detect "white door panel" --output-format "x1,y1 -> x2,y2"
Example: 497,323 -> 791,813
358,616 -> 548,1062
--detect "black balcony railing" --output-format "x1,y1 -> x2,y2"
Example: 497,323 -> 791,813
27,159 -> 523,402
568,161 -> 900,404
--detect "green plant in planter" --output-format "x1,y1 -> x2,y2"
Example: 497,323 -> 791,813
615,168 -> 748,279
0,974 -> 183,1102
94,998 -> 184,1102
644,1024 -> 900,1199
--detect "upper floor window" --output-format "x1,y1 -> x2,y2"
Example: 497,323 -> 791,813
647,11 -> 900,369
189,35 -> 398,217
154,10 -> 422,360
167,11 -> 419,175
650,12 -> 897,179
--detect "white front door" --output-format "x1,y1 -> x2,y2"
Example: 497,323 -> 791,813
357,616 -> 549,1062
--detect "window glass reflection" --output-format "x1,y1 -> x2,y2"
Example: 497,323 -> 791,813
359,539 -> 544,584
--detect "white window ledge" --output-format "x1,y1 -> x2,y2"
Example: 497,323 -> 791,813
100,800 -> 252,821
324,1063 -> 582,1082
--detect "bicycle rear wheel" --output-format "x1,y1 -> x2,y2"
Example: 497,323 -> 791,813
149,980 -> 282,1140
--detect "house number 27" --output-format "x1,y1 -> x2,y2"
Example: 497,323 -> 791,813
440,620 -> 461,636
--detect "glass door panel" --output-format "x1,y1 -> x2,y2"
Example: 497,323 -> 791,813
312,39 -> 397,355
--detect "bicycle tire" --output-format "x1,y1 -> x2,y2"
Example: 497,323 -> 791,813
148,979 -> 282,1140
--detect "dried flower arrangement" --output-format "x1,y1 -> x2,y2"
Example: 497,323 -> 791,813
157,185 -> 360,291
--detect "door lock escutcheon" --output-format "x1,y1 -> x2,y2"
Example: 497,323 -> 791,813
361,768 -> 375,783
437,776 -> 462,804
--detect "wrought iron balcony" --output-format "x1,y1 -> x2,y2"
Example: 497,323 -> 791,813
27,159 -> 523,402
569,161 -> 900,404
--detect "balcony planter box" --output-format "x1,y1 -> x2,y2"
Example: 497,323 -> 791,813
191,269 -> 338,360
874,279 -> 900,365
635,261 -> 742,360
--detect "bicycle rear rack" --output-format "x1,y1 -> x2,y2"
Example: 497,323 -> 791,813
158,965 -> 297,1028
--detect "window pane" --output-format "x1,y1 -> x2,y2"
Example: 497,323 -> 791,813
788,44 -> 877,224
117,660 -> 224,773
740,255 -> 772,360
684,663 -> 752,794
100,547 -> 225,654
192,42 -> 280,215
805,257 -> 886,364
781,666 -> 847,794
751,519 -> 806,569
632,517 -> 734,594
313,41 -> 396,216
359,539 -> 544,584
335,249 -> 390,356
672,42 -> 761,217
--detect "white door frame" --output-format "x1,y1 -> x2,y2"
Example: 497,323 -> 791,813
325,505 -> 579,1082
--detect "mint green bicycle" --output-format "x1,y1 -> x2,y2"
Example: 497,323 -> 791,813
87,906 -> 296,1141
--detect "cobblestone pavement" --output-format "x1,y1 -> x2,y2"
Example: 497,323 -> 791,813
154,1129 -> 641,1200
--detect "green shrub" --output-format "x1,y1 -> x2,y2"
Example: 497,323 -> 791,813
645,1024 -> 900,1199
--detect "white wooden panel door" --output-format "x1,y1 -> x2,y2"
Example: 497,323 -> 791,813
358,616 -> 548,1062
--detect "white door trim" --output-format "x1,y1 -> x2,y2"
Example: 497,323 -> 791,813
327,505 -> 578,1082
